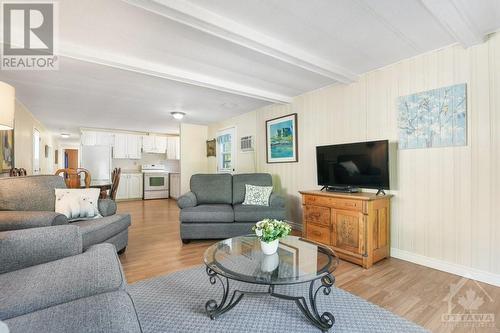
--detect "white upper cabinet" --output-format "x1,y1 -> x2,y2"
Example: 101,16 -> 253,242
167,136 -> 180,160
81,131 -> 113,146
113,133 -> 142,159
142,135 -> 167,154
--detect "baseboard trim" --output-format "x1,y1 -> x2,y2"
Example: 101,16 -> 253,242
391,248 -> 500,287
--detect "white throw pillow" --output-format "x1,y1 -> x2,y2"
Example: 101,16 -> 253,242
55,188 -> 101,221
242,184 -> 273,206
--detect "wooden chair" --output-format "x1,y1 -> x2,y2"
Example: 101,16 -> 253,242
55,168 -> 91,188
110,168 -> 121,200
9,168 -> 27,177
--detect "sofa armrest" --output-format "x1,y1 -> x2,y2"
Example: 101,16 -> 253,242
0,225 -> 83,274
177,191 -> 197,209
269,193 -> 286,208
0,211 -> 68,232
98,198 -> 117,217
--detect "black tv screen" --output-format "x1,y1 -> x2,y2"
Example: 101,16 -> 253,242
316,140 -> 390,190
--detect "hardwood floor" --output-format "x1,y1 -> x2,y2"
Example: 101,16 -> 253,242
117,199 -> 500,333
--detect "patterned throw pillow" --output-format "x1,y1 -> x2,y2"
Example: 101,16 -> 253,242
242,184 -> 273,206
55,188 -> 102,221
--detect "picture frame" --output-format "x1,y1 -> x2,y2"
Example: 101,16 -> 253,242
266,113 -> 298,163
206,139 -> 216,157
0,129 -> 14,173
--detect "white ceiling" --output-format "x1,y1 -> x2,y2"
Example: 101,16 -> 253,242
1,0 -> 499,136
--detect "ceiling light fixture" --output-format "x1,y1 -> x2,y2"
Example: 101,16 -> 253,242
171,111 -> 185,120
60,133 -> 71,138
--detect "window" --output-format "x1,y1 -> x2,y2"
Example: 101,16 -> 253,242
33,128 -> 40,174
216,127 -> 236,173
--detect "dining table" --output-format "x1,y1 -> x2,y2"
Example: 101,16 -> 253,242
81,180 -> 112,199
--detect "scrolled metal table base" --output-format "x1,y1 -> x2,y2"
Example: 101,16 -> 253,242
205,266 -> 335,332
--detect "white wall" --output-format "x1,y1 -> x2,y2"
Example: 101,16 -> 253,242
207,33 -> 500,286
180,123 -> 209,194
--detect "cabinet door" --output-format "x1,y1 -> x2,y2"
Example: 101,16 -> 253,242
113,134 -> 128,158
95,132 -> 111,146
332,209 -> 365,255
127,135 -> 142,159
155,136 -> 167,154
167,136 -> 180,160
170,174 -> 180,199
142,135 -> 155,153
81,131 -> 97,146
115,175 -> 129,200
128,174 -> 143,199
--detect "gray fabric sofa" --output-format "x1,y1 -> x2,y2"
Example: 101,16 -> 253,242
0,175 -> 130,253
0,225 -> 142,333
178,173 -> 286,242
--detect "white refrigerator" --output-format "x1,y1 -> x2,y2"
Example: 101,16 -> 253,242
80,145 -> 112,182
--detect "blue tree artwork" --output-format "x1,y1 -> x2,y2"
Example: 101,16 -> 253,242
398,83 -> 467,149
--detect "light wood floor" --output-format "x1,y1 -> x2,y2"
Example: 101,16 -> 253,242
117,199 -> 500,333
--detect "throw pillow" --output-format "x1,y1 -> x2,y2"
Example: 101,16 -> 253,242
242,184 -> 273,206
55,188 -> 101,221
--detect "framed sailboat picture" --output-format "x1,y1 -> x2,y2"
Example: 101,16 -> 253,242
266,113 -> 298,163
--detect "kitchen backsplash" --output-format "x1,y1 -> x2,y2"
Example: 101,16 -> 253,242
112,153 -> 180,172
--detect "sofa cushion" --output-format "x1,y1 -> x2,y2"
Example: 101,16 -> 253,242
4,291 -> 141,333
191,174 -> 232,204
0,211 -> 67,232
233,204 -> 286,222
72,214 -> 131,250
0,243 -> 125,320
180,204 -> 234,223
232,173 -> 273,204
0,175 -> 66,211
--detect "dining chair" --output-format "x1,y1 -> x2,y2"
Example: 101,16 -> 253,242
9,168 -> 27,177
110,168 -> 121,200
55,168 -> 92,188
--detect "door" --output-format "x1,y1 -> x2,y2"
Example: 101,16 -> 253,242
64,149 -> 78,169
113,134 -> 127,158
128,174 -> 143,198
33,128 -> 41,174
116,175 -> 129,200
332,209 -> 365,255
144,173 -> 168,191
216,127 -> 236,173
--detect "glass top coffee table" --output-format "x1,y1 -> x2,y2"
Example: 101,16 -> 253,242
203,235 -> 339,332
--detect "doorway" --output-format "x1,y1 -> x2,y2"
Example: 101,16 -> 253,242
64,149 -> 78,169
32,128 -> 40,174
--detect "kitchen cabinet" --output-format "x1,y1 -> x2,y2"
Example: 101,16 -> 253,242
113,134 -> 142,159
166,136 -> 180,160
116,173 -> 143,200
142,135 -> 167,154
81,131 -> 112,146
169,173 -> 181,199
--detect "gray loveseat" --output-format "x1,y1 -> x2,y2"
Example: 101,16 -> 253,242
0,225 -> 142,333
0,175 -> 130,253
178,173 -> 286,242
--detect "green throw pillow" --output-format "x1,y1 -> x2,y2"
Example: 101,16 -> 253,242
242,184 -> 273,206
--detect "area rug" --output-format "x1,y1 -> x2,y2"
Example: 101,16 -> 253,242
129,266 -> 429,333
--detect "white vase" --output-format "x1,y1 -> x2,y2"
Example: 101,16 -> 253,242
260,239 -> 279,255
261,252 -> 280,272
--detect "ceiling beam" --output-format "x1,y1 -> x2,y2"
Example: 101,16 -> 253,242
59,43 -> 292,104
420,0 -> 484,48
122,0 -> 358,84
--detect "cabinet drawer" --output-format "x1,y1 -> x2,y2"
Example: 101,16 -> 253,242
304,205 -> 331,226
304,195 -> 364,212
306,223 -> 330,244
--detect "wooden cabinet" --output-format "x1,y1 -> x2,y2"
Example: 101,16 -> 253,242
166,136 -> 180,160
113,134 -> 141,159
169,173 -> 181,199
142,135 -> 167,154
300,190 -> 392,269
116,173 -> 143,200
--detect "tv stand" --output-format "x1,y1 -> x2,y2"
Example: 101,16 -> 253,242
323,185 -> 361,193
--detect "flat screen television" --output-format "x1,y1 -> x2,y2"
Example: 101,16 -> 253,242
316,140 -> 389,191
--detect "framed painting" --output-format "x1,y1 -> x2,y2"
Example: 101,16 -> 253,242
206,139 -> 216,157
0,129 -> 14,173
398,83 -> 467,149
266,113 -> 298,163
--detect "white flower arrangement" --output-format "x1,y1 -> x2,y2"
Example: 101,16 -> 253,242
252,219 -> 291,243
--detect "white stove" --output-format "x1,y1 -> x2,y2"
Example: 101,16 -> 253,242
142,164 -> 169,200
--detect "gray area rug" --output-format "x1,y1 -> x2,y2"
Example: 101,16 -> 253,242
129,266 -> 429,333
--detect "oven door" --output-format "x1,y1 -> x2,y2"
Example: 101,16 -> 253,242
144,173 -> 168,191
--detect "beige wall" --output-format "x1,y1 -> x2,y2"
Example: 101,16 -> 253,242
207,33 -> 500,285
207,111 -> 257,174
180,123 -> 208,193
14,100 -> 57,175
